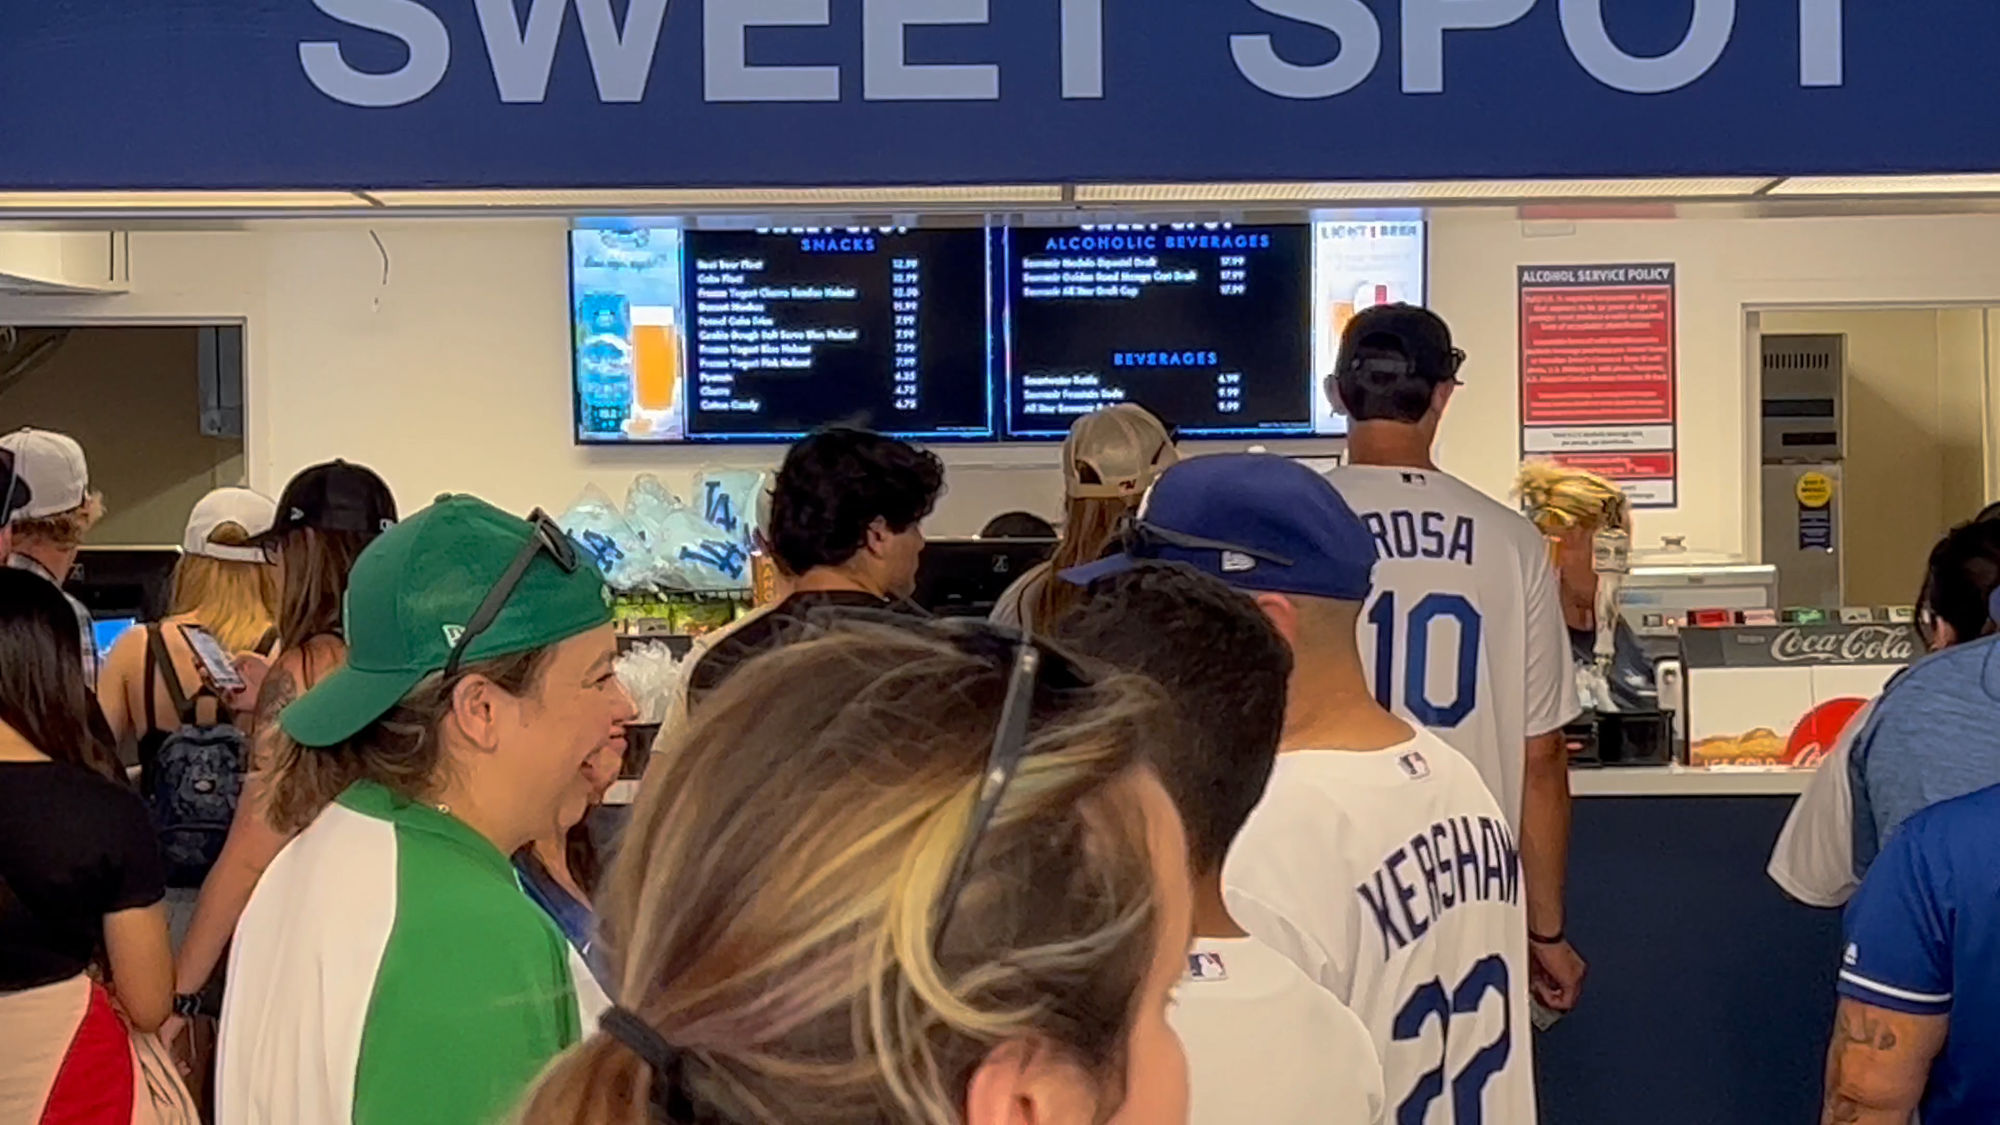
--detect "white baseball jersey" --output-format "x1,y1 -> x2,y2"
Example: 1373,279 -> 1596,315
1324,465 -> 1580,824
1223,732 -> 1535,1125
1173,936 -> 1386,1125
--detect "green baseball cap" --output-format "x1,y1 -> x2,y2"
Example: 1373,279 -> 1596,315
281,494 -> 614,748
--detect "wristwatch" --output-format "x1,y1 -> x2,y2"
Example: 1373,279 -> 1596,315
173,992 -> 203,1018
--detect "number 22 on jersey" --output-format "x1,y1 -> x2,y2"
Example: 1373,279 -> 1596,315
1368,591 -> 1483,728
1394,955 -> 1512,1124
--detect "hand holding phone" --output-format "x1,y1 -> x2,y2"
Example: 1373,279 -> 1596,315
179,624 -> 248,695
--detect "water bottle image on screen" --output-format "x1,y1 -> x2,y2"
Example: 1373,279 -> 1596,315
577,291 -> 635,435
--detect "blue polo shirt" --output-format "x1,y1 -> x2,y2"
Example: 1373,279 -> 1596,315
1839,783 -> 2000,1124
1848,634 -> 2000,876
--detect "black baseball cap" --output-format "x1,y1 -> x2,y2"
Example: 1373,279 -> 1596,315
0,448 -> 32,524
1335,303 -> 1466,388
249,460 -> 398,549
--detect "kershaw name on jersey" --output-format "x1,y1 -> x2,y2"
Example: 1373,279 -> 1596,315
1360,813 -> 1520,963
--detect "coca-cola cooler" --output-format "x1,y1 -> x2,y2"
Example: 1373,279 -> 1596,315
1679,622 -> 1918,768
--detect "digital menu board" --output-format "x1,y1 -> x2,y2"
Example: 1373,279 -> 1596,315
571,216 -> 1426,444
570,224 -> 990,443
1001,224 -> 1314,439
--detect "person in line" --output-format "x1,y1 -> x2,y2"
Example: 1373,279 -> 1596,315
218,495 -> 636,1125
518,620 -> 1193,1125
681,428 -> 945,707
517,738 -> 623,989
1,427 -> 106,687
1515,461 -> 1654,712
98,487 -> 279,854
990,403 -> 1178,632
977,510 -> 1057,540
1056,562 -> 1385,1125
1326,305 -> 1586,1013
1771,514 -> 2000,905
1065,453 -> 1536,1123
100,488 -> 280,750
164,460 -> 395,1042
1820,780 -> 2000,1123
0,445 -> 29,557
0,568 -> 174,1123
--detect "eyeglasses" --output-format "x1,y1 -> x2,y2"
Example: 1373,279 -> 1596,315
443,509 -> 579,677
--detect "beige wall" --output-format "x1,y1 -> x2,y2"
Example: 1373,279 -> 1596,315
0,326 -> 242,545
1758,309 -> 1987,606
9,212 -> 2000,549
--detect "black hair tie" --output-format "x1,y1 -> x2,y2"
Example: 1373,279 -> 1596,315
600,1006 -> 697,1121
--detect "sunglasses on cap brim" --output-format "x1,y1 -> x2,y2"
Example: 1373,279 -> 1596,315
442,509 -> 580,677
1120,518 -> 1295,569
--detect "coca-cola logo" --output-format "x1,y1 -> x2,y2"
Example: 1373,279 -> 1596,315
1769,626 -> 1917,665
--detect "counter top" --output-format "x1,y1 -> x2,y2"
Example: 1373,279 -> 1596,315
1570,766 -> 1815,798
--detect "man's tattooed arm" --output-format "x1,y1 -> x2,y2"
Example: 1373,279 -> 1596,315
1821,999 -> 1945,1124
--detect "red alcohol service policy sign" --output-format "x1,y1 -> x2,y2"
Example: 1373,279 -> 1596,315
1518,264 -> 1678,508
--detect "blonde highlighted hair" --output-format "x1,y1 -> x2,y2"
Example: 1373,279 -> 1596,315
11,492 -> 106,548
170,522 -> 279,652
1515,460 -> 1631,538
520,624 -> 1175,1125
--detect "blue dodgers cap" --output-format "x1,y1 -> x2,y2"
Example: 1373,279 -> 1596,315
1063,454 -> 1377,601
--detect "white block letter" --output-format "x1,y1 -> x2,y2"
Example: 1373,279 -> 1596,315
1800,0 -> 1842,87
1231,0 -> 1381,99
1061,0 -> 1104,99
577,0 -> 671,101
300,0 -> 450,108
864,0 -> 1000,101
704,0 -> 840,102
474,0 -> 567,103
1561,0 -> 1735,94
1401,0 -> 1534,94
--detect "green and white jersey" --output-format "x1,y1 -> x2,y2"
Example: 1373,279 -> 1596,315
218,781 -> 607,1125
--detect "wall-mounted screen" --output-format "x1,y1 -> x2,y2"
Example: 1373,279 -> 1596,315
572,223 -> 991,443
682,228 -> 991,441
1311,218 -> 1429,435
1001,223 -> 1313,439
571,214 -> 1426,445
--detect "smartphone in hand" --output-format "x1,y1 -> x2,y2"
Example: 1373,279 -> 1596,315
179,623 -> 248,695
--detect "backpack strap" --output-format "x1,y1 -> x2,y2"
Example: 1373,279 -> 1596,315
146,624 -> 201,728
254,626 -> 279,656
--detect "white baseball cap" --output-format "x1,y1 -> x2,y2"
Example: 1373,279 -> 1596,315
0,428 -> 89,519
184,487 -> 278,563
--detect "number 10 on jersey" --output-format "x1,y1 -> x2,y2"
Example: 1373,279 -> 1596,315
1367,592 -> 1482,728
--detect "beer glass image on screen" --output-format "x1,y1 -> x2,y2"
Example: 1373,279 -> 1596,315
1002,223 -> 1313,439
1311,219 -> 1429,436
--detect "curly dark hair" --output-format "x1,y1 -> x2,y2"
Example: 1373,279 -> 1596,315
1054,561 -> 1293,874
767,429 -> 945,577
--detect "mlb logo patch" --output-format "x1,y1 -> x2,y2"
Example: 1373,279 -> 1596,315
1844,942 -> 1859,967
1186,952 -> 1229,983
1400,472 -> 1429,487
1398,750 -> 1431,780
